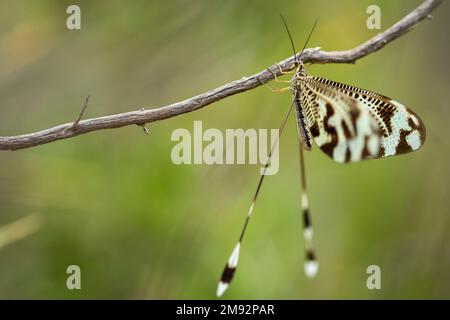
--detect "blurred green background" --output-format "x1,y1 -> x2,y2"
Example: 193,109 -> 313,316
0,0 -> 449,299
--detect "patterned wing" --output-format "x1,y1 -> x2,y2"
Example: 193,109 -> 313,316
308,77 -> 426,158
299,76 -> 426,163
299,77 -> 381,163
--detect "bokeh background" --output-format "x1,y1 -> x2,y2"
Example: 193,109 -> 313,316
0,0 -> 448,299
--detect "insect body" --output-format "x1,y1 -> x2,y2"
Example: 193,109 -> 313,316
216,18 -> 426,298
288,61 -> 426,280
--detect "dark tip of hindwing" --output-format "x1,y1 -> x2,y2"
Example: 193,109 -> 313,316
303,208 -> 311,228
217,266 -> 235,298
306,249 -> 316,261
304,249 -> 319,278
220,264 -> 236,284
217,242 -> 241,297
301,190 -> 318,278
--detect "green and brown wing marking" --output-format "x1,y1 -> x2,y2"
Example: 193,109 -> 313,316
301,76 -> 426,162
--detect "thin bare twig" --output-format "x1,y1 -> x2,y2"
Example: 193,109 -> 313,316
0,0 -> 442,151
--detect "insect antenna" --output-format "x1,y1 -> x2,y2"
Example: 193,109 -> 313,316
280,14 -> 299,65
280,15 -> 320,67
216,99 -> 296,297
298,17 -> 319,60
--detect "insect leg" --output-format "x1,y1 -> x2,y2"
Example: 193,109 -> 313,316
257,77 -> 290,93
267,64 -> 295,84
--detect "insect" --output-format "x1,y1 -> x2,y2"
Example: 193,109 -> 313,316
216,17 -> 426,297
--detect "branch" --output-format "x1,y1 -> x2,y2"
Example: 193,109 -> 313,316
0,214 -> 41,249
0,0 -> 442,151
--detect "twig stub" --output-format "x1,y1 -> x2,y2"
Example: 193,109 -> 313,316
72,94 -> 91,128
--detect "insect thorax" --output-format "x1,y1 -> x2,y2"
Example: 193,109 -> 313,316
291,62 -> 307,91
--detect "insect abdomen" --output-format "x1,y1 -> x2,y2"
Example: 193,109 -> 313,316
294,97 -> 313,151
